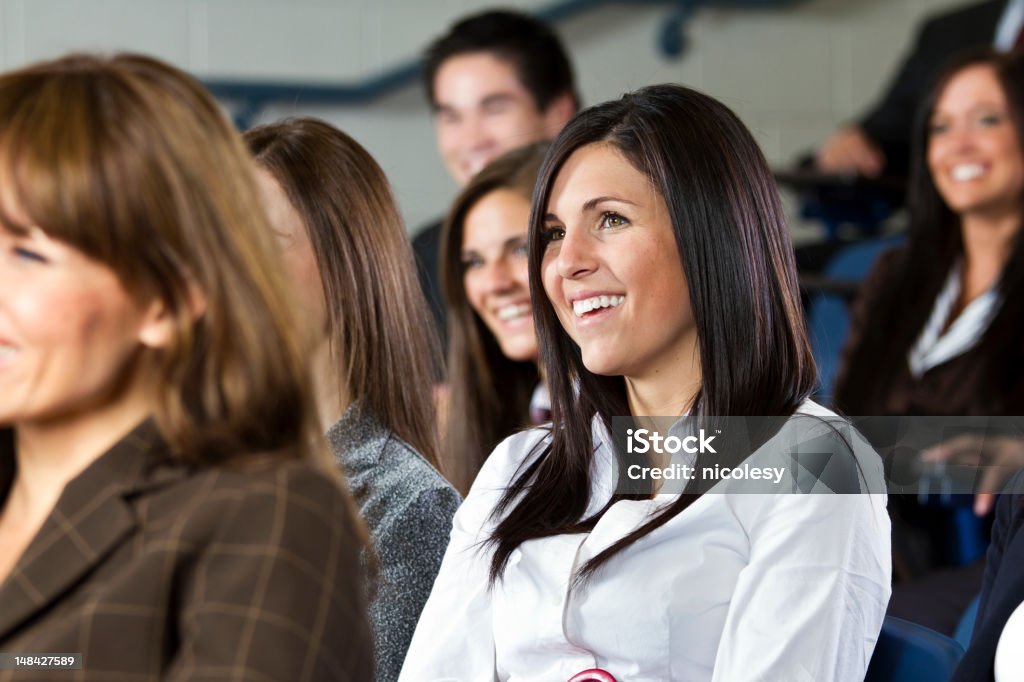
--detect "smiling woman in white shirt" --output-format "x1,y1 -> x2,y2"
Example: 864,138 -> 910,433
400,83 -> 891,682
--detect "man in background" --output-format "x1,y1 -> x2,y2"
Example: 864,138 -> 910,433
413,10 -> 579,345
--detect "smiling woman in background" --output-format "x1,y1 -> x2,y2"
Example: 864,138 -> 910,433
245,117 -> 461,682
440,142 -> 549,493
0,56 -> 373,680
835,49 -> 1024,422
834,51 -> 1024,631
401,84 -> 890,681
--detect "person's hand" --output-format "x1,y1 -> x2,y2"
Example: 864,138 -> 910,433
921,434 -> 1024,516
815,126 -> 886,178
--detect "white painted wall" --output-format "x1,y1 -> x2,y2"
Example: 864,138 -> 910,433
0,0 -> 973,240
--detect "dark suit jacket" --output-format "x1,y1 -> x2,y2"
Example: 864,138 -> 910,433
952,474 -> 1024,681
412,218 -> 446,353
834,247 -> 1023,587
835,247 -> 1024,416
860,0 -> 1006,175
0,421 -> 374,681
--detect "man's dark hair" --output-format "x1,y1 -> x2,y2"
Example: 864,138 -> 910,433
423,9 -> 579,112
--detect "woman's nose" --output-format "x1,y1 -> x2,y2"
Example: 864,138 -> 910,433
555,227 -> 598,280
482,258 -> 516,293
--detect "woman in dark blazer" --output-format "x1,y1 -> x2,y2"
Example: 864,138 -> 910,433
834,49 -> 1024,419
834,49 -> 1024,632
0,55 -> 373,680
245,118 -> 461,682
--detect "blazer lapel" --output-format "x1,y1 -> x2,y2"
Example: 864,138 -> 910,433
0,421 -> 164,641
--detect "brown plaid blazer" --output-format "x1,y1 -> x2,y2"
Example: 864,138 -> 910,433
0,421 -> 374,681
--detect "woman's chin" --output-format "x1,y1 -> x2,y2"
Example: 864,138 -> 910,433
498,339 -> 539,364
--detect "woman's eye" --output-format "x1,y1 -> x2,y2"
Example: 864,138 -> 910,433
928,121 -> 949,136
978,113 -> 1003,127
436,109 -> 459,126
512,242 -> 529,257
542,227 -> 565,244
461,255 -> 484,270
13,246 -> 47,263
599,212 -> 629,229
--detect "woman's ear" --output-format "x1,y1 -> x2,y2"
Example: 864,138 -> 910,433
137,285 -> 207,349
137,299 -> 175,350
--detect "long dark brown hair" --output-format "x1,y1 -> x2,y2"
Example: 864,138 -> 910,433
488,83 -> 817,582
245,118 -> 441,470
834,50 -> 1024,415
440,143 -> 548,493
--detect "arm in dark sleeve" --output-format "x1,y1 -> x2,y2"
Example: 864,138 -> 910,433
972,473 -> 1024,641
858,18 -> 940,157
949,475 -> 1024,681
858,0 -> 1001,175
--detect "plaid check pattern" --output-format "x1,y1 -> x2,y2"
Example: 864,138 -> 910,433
0,421 -> 374,681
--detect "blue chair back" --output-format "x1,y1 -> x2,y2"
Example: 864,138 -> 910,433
953,594 -> 981,650
865,616 -> 964,682
808,234 -> 906,403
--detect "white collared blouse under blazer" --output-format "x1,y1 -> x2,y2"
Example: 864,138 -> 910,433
400,401 -> 891,682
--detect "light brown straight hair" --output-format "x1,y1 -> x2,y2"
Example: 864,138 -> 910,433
245,118 -> 442,470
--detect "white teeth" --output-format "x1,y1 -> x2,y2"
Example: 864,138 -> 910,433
497,303 -> 531,321
573,295 -> 625,317
951,164 -> 985,181
466,156 -> 491,177
0,346 -> 16,359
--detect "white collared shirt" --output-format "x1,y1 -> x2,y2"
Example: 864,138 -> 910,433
907,262 -> 1000,378
994,0 -> 1024,51
400,401 -> 891,682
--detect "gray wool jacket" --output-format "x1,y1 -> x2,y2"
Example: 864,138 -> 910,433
326,406 -> 461,682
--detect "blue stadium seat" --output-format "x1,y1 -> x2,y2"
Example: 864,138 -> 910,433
953,593 -> 982,650
865,616 -> 964,682
807,234 -> 906,403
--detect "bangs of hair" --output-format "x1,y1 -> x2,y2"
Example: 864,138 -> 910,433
0,62 -> 166,291
0,53 -> 324,466
244,117 -> 442,472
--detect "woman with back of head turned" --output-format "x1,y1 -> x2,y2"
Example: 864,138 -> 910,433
400,83 -> 890,681
244,117 -> 461,682
0,55 -> 372,680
